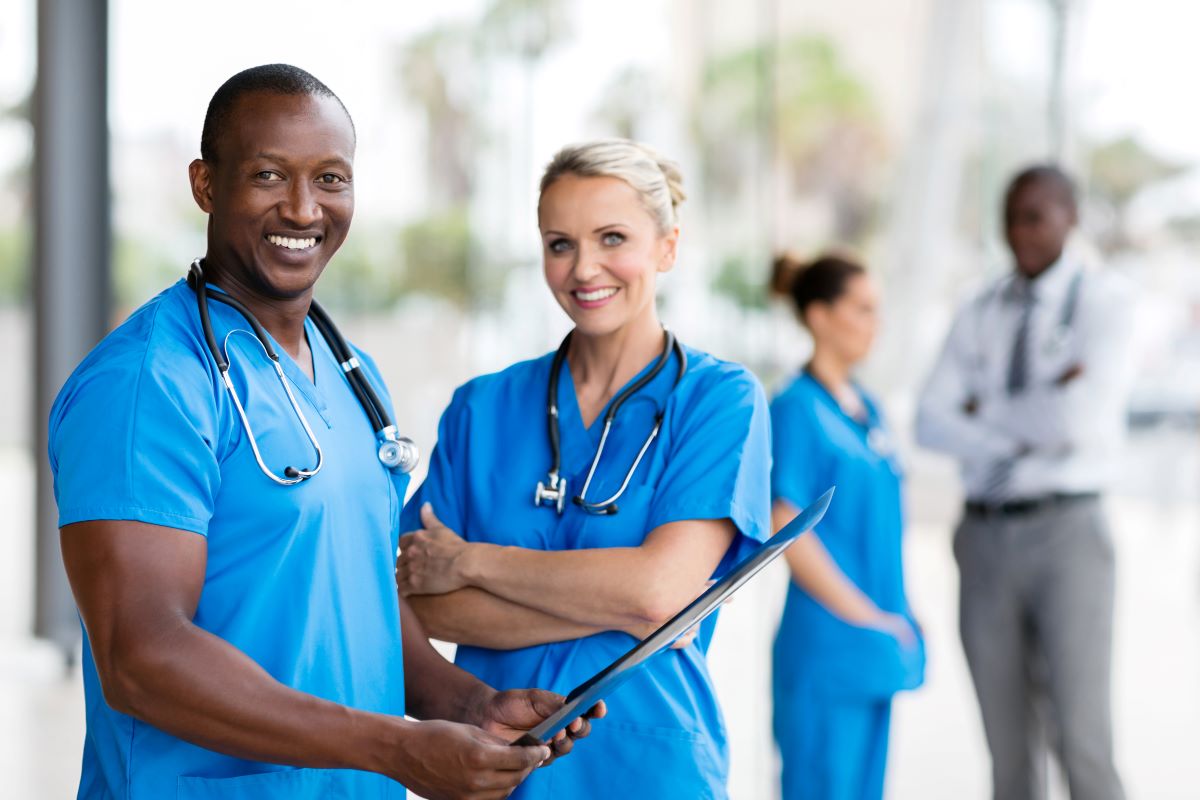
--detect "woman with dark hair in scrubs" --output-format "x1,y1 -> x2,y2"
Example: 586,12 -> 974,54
769,254 -> 925,800
394,139 -> 772,799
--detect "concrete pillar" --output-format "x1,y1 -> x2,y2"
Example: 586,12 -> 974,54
33,0 -> 110,658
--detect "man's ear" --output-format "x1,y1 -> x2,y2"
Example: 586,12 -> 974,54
188,159 -> 214,214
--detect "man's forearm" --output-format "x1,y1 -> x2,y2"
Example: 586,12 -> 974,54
398,596 -> 497,726
915,399 -> 1025,462
105,618 -> 406,778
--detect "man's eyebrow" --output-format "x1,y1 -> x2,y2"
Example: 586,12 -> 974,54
249,152 -> 352,169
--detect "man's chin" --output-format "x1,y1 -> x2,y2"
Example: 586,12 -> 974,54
1016,260 -> 1054,279
257,262 -> 328,300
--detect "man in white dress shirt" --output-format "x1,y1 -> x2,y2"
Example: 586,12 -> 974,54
917,165 -> 1131,800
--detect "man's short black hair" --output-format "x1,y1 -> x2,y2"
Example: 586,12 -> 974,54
1005,163 -> 1078,211
200,63 -> 354,162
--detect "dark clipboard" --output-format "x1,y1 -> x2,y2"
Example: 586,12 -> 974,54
512,486 -> 835,746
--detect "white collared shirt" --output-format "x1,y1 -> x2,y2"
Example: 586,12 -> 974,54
915,256 -> 1137,500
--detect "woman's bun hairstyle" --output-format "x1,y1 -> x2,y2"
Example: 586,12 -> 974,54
771,252 -> 866,323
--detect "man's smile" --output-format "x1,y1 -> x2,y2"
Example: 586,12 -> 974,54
266,233 -> 320,251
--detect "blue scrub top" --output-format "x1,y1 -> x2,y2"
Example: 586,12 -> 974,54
49,279 -> 410,800
400,344 -> 771,800
770,372 -> 924,701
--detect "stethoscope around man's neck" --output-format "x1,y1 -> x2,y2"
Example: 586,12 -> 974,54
187,258 -> 419,486
535,329 -> 687,515
975,268 -> 1086,368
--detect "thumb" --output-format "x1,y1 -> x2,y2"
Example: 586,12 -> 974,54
420,501 -> 443,530
524,689 -> 566,718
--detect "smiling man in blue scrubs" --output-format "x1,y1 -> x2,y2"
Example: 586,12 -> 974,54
48,64 -> 596,800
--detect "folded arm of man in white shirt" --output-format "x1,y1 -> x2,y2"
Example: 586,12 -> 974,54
915,301 -> 1027,464
916,276 -> 1136,468
979,282 -> 1135,456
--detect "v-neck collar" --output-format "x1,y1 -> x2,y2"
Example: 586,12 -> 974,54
278,317 -> 329,415
802,369 -> 875,431
201,281 -> 331,420
556,347 -> 671,449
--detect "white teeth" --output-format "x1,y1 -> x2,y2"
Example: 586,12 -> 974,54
267,235 -> 317,250
575,287 -> 618,302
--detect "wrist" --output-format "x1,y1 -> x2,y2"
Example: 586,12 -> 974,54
345,710 -> 413,776
459,542 -> 498,589
843,603 -> 885,628
456,680 -> 498,728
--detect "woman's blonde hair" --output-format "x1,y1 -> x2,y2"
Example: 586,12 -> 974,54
538,138 -> 686,233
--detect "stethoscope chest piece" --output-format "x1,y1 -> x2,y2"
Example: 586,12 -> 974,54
867,426 -> 894,458
1043,324 -> 1073,359
535,473 -> 568,514
378,427 -> 420,474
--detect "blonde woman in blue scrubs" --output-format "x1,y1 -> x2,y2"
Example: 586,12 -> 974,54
395,139 -> 773,799
769,254 -> 925,800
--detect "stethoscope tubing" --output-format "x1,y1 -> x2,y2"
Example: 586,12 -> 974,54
308,300 -> 391,434
539,329 -> 686,515
186,258 -> 416,484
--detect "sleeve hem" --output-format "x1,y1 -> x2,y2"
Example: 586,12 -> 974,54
56,506 -> 209,537
771,488 -> 812,514
648,497 -> 768,545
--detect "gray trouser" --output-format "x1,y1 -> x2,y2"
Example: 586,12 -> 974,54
954,497 -> 1125,800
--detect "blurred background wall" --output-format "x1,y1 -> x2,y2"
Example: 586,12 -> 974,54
1,0 -> 1198,797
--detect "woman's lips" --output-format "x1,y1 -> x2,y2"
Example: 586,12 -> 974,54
571,286 -> 619,309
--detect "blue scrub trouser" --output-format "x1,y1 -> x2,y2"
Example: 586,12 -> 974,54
775,682 -> 892,800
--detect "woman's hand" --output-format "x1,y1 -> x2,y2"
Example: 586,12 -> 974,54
622,618 -> 699,650
398,504 -> 475,597
620,579 -> 720,649
866,611 -> 919,650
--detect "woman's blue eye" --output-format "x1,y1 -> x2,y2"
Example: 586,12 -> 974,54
601,232 -> 625,246
549,238 -> 572,253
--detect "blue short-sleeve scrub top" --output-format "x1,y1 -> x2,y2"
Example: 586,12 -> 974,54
49,280 -> 410,800
400,344 -> 773,800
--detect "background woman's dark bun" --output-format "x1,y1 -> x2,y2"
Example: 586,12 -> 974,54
770,252 -> 866,323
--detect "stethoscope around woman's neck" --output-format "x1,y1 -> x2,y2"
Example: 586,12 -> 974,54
535,329 -> 687,515
802,365 -> 896,458
187,259 -> 419,486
